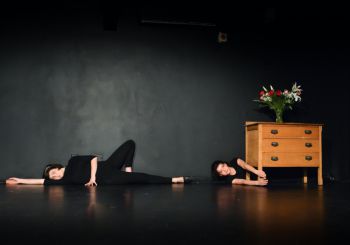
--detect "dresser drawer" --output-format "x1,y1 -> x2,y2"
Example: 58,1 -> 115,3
245,122 -> 323,185
262,125 -> 319,139
262,139 -> 320,153
262,152 -> 320,167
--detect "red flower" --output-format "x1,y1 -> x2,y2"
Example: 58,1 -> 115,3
276,90 -> 282,96
259,91 -> 265,96
268,90 -> 274,96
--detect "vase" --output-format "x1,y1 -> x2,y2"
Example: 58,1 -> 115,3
274,108 -> 284,123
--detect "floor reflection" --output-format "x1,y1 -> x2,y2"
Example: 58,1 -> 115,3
45,186 -> 65,211
1,184 -> 331,244
214,185 -> 325,243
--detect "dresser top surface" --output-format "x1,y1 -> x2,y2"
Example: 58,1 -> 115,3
245,121 -> 323,127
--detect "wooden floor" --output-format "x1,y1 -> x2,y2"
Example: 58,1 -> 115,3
1,181 -> 349,244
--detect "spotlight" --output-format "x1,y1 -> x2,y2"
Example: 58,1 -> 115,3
217,32 -> 228,43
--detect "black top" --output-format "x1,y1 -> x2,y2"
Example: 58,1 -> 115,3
216,157 -> 246,184
44,155 -> 172,185
44,155 -> 96,185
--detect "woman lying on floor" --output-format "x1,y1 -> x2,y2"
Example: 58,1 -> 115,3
6,140 -> 191,186
211,157 -> 268,186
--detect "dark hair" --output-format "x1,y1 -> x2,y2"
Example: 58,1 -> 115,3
42,164 -> 64,179
211,160 -> 230,181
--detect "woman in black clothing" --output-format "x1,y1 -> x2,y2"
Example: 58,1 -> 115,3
6,140 -> 189,185
211,157 -> 268,186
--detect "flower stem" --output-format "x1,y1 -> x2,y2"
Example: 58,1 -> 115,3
275,108 -> 284,123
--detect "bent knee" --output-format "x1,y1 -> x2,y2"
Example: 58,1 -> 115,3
125,139 -> 136,147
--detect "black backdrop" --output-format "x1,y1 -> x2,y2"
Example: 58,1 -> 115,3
1,5 -> 349,181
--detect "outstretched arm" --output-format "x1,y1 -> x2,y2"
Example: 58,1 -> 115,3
6,177 -> 44,185
85,157 -> 98,187
232,178 -> 268,186
236,158 -> 266,178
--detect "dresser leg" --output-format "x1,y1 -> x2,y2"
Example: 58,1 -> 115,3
318,167 -> 323,185
246,172 -> 251,180
257,165 -> 263,180
303,168 -> 308,184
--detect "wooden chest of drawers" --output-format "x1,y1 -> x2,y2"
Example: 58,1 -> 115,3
245,122 -> 323,185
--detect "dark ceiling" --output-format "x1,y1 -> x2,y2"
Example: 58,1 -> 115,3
1,4 -> 349,40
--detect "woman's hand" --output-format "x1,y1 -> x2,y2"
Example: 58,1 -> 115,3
6,177 -> 20,185
85,177 -> 97,187
86,157 -> 98,187
125,167 -> 133,173
256,170 -> 267,179
257,178 -> 268,186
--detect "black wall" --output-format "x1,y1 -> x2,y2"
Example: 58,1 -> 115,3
1,6 -> 349,181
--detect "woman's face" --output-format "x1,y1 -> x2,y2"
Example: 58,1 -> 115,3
216,163 -> 231,176
49,168 -> 64,180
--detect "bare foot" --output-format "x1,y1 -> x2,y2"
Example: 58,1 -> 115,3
171,177 -> 184,183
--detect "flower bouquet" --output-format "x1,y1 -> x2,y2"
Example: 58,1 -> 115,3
254,83 -> 302,123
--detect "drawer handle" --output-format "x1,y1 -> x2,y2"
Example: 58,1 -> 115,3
305,156 -> 313,161
305,143 -> 313,148
271,142 -> 279,147
271,129 -> 278,134
271,156 -> 279,161
305,130 -> 312,134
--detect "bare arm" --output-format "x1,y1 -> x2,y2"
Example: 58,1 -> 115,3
85,157 -> 98,187
236,158 -> 266,178
6,177 -> 44,185
232,178 -> 268,186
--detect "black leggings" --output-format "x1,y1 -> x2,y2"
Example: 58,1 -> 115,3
99,140 -> 172,184
104,139 -> 136,169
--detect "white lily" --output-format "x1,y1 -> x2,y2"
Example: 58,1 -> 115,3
292,83 -> 302,93
292,93 -> 301,102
